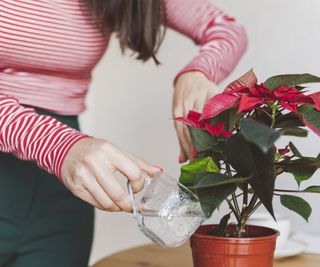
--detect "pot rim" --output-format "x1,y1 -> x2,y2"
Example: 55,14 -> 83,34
192,224 -> 279,243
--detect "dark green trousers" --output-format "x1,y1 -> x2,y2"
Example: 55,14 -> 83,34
0,110 -> 94,267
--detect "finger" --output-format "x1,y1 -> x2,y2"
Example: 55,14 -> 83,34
76,167 -> 122,211
182,123 -> 193,147
124,152 -> 163,176
182,101 -> 196,157
194,106 -> 203,113
173,105 -> 189,162
84,175 -> 123,212
75,187 -> 105,210
194,100 -> 205,113
174,120 -> 188,163
179,149 -> 188,163
175,121 -> 192,160
193,89 -> 211,112
90,163 -> 133,212
111,152 -> 146,193
182,125 -> 194,160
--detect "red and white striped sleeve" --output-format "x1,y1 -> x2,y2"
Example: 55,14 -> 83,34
165,0 -> 247,84
0,93 -> 89,180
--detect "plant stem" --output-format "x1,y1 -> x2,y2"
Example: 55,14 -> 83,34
270,106 -> 277,128
225,162 -> 232,176
247,194 -> 259,211
240,183 -> 248,222
243,183 -> 248,208
247,110 -> 256,118
232,193 -> 241,216
225,163 -> 241,216
248,201 -> 262,217
236,213 -> 248,237
236,194 -> 258,237
226,199 -> 240,223
261,109 -> 272,118
274,189 -> 306,193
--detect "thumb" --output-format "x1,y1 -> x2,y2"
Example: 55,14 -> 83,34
125,152 -> 163,177
179,149 -> 188,163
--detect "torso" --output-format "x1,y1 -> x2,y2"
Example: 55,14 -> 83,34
0,0 -> 109,114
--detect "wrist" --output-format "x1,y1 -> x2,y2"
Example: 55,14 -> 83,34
57,134 -> 92,181
174,67 -> 212,86
175,71 -> 208,89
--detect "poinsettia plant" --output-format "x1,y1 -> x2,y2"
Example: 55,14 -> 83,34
176,69 -> 320,237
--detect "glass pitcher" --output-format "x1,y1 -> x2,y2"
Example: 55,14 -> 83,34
127,172 -> 206,247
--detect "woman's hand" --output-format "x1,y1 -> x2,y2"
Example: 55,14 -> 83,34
173,71 -> 221,163
61,138 -> 161,212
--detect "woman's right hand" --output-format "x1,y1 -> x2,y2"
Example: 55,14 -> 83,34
61,138 -> 161,212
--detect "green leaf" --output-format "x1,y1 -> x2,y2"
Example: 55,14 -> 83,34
192,172 -> 250,189
284,166 -> 317,186
282,127 -> 308,137
228,110 -> 244,130
303,186 -> 320,193
265,73 -> 320,90
240,118 -> 282,153
196,184 -> 236,218
254,107 -> 272,125
298,104 -> 315,114
278,157 -> 319,185
280,195 -> 312,222
277,157 -> 320,168
224,133 -> 276,218
179,157 -> 219,186
275,112 -> 304,128
274,111 -> 308,137
217,213 -> 231,236
188,126 -> 216,153
211,108 -> 243,131
211,141 -> 225,152
289,142 -> 303,158
303,109 -> 320,133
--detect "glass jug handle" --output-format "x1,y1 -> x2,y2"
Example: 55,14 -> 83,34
127,173 -> 152,218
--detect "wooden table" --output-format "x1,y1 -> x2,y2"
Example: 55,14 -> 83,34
93,243 -> 320,267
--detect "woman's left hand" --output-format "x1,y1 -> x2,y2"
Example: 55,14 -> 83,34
172,71 -> 221,163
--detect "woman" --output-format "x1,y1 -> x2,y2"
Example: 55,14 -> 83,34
0,0 -> 246,266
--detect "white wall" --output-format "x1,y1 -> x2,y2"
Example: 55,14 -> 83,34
80,0 -> 320,264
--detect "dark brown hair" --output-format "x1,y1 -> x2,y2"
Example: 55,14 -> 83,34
86,0 -> 166,64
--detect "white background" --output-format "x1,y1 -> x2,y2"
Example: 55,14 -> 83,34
80,0 -> 320,264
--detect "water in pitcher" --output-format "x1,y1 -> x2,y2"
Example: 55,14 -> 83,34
129,172 -> 206,246
136,202 -> 205,247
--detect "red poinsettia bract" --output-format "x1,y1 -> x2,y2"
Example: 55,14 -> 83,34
175,111 -> 233,138
203,83 -> 318,120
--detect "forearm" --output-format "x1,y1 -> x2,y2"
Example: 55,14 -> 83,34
177,20 -> 247,84
165,0 -> 247,84
0,93 -> 89,179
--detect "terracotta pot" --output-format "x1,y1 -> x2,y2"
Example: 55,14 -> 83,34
190,224 -> 279,267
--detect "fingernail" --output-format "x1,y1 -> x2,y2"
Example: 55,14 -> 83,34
178,154 -> 183,163
154,165 -> 164,172
178,155 -> 185,163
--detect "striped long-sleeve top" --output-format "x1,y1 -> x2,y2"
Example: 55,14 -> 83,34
0,0 -> 247,179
